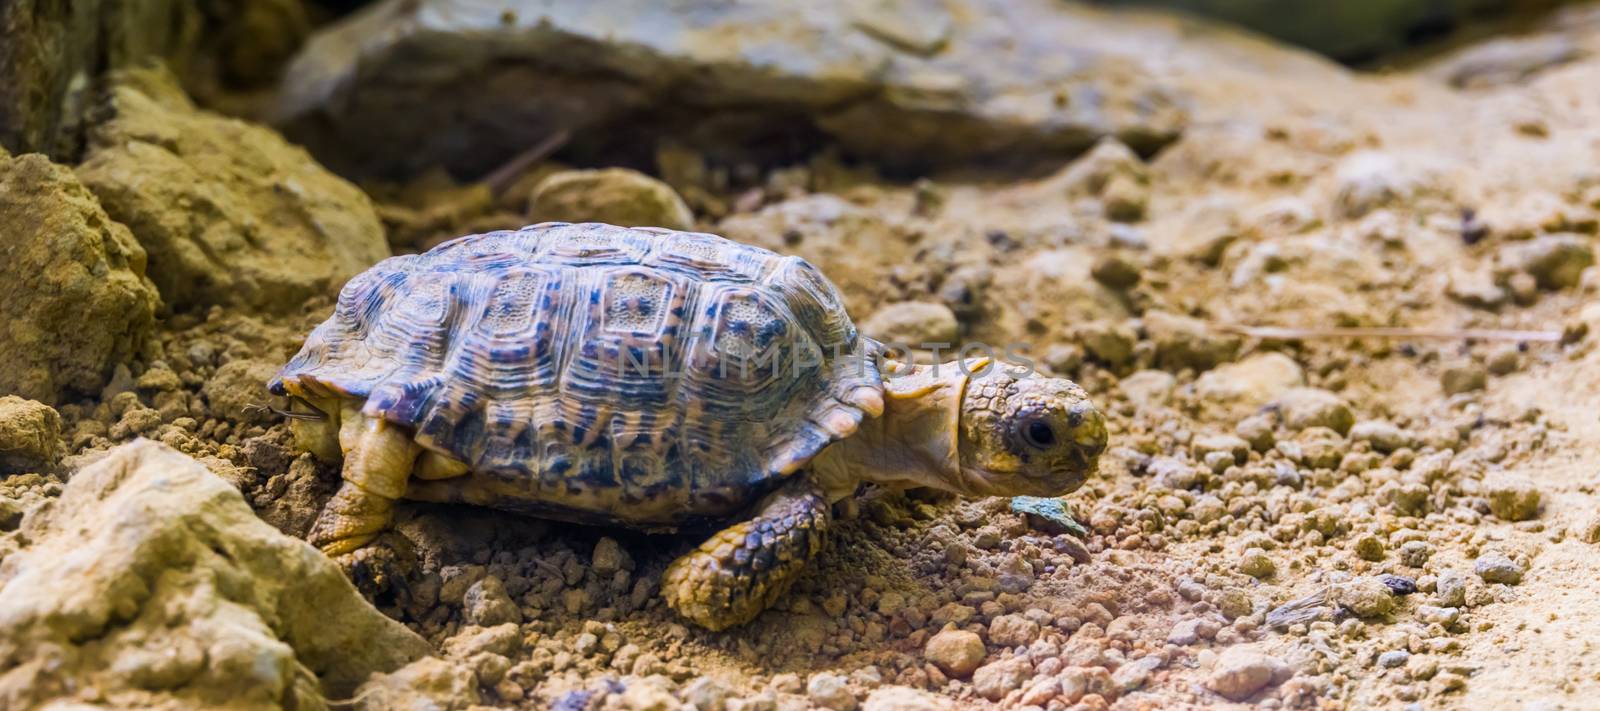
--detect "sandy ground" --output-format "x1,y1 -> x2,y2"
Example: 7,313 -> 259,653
7,3 -> 1600,710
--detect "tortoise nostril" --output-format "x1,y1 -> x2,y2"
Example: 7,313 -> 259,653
1070,405 -> 1108,457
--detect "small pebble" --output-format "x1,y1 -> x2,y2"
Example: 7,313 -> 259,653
1485,479 -> 1542,521
1238,548 -> 1276,579
1354,535 -> 1385,562
1378,650 -> 1411,668
1474,552 -> 1525,584
1205,646 -> 1290,701
1377,574 -> 1418,596
923,629 -> 985,678
807,673 -> 857,711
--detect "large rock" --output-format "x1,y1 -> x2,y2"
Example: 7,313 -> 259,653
528,168 -> 694,230
0,397 -> 62,474
0,0 -> 308,160
0,0 -> 197,159
0,440 -> 431,708
273,0 -> 1212,177
0,150 -> 160,404
1099,0 -> 1527,62
77,68 -> 389,314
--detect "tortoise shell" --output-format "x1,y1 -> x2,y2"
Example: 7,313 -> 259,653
271,223 -> 884,526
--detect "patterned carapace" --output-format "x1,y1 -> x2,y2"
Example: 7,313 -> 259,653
271,223 -> 883,526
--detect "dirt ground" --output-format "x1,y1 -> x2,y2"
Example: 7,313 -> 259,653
8,2 -> 1600,710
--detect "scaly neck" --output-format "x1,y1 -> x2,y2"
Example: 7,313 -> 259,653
811,361 -> 972,502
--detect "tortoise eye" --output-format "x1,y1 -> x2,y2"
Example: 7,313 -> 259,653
1021,418 -> 1056,449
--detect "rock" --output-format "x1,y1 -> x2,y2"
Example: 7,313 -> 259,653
593,536 -> 634,575
1273,388 -> 1355,435
0,151 -> 159,404
1440,362 -> 1488,395
1143,310 -> 1240,371
1236,414 -> 1277,452
1119,370 -> 1177,409
1332,151 -> 1422,219
1486,344 -> 1522,375
443,624 -> 522,659
1349,420 -> 1414,453
1436,570 -> 1470,607
1099,0 -> 1532,62
1475,552 -> 1525,585
861,302 -> 960,346
1378,571 -> 1417,594
807,673 -> 857,711
683,676 -> 735,711
972,657 -> 1031,701
1331,577 -> 1396,618
1076,321 -> 1139,369
1204,646 -> 1289,702
1417,605 -> 1461,626
989,613 -> 1042,647
1354,535 -> 1386,562
529,168 -> 694,231
937,264 -> 993,321
353,657 -> 481,710
863,687 -> 955,711
1056,138 -> 1148,195
275,0 -> 1203,177
1237,548 -> 1276,579
1091,254 -> 1143,288
0,441 -> 430,708
1192,434 -> 1250,465
1167,618 -> 1205,645
201,359 -> 283,425
464,576 -> 523,626
1378,572 -> 1418,595
1497,233 -> 1595,291
1114,655 -> 1163,692
0,397 -> 62,474
1485,478 -> 1542,521
77,67 -> 389,313
1195,352 -> 1305,412
1399,541 -> 1434,567
923,629 -> 985,678
1378,650 -> 1411,669
1430,34 -> 1583,89
1054,139 -> 1151,222
0,0 -> 196,158
620,678 -> 680,711
1447,268 -> 1508,310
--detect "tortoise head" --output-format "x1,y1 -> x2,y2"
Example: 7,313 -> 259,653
956,369 -> 1107,497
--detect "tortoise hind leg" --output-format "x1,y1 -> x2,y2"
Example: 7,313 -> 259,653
662,476 -> 831,631
308,412 -> 420,556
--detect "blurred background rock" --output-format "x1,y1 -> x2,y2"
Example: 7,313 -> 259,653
1093,0 -> 1568,62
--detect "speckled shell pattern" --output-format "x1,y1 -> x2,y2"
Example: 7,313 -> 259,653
271,223 -> 883,526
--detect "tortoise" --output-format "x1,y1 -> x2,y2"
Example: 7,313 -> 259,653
270,222 -> 1107,630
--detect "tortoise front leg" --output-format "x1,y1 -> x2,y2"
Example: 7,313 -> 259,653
308,411 -> 420,556
662,476 -> 831,631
